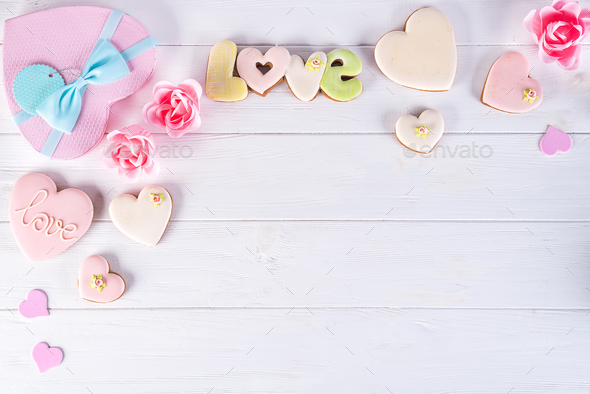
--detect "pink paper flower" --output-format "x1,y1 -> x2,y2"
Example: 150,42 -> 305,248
523,0 -> 590,70
142,79 -> 202,138
101,125 -> 159,183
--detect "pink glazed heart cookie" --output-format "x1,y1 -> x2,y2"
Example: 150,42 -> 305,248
481,52 -> 543,113
19,289 -> 49,318
237,46 -> 291,96
79,255 -> 126,303
32,342 -> 63,373
9,173 -> 93,262
3,6 -> 157,159
540,126 -> 572,156
109,185 -> 173,246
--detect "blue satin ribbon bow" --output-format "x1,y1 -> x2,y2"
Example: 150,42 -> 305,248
36,39 -> 130,134
11,9 -> 157,158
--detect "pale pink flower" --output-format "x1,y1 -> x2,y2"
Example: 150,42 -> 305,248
101,125 -> 159,183
524,0 -> 590,70
142,79 -> 202,138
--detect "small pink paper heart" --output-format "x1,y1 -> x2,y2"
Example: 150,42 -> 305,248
540,126 -> 572,156
18,289 -> 49,318
78,255 -> 126,303
32,342 -> 63,373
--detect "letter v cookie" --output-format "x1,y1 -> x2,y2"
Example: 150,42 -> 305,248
206,40 -> 248,102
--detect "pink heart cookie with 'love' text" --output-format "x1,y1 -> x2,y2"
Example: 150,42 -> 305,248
19,289 -> 49,318
237,47 -> 291,96
482,52 -> 543,114
540,126 -> 572,156
32,342 -> 63,373
78,255 -> 126,303
9,173 -> 94,262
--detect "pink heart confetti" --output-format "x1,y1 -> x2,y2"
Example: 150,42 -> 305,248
540,126 -> 572,156
32,342 -> 63,373
18,289 -> 49,318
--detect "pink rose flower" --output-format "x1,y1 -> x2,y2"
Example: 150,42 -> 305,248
142,79 -> 202,138
528,90 -> 537,99
523,0 -> 590,70
94,279 -> 103,287
101,124 -> 159,183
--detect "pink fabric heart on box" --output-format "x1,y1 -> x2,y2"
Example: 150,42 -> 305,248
3,6 -> 157,159
540,125 -> 572,155
32,342 -> 63,373
78,255 -> 126,303
18,289 -> 49,318
9,173 -> 94,262
482,52 -> 543,114
236,47 -> 291,96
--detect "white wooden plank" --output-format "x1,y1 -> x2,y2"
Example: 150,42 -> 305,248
1,308 -> 589,393
0,133 -> 588,220
2,221 -> 589,308
2,0 -> 588,45
0,45 -> 589,134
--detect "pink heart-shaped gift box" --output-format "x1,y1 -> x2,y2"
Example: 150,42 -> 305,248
3,6 -> 157,160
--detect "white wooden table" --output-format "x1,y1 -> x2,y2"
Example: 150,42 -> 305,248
1,0 -> 589,392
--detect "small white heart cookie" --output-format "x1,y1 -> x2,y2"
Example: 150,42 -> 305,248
109,185 -> 172,247
285,52 -> 327,101
375,8 -> 457,91
395,109 -> 444,154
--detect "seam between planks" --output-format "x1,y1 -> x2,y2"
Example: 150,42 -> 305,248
2,306 -> 590,311
1,219 -> 589,224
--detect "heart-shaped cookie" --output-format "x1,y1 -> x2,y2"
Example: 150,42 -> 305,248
375,8 -> 457,91
32,342 -> 63,373
3,7 -> 157,159
19,289 -> 49,318
206,40 -> 249,102
9,173 -> 93,262
285,52 -> 327,101
540,126 -> 572,156
395,109 -> 444,154
237,46 -> 291,96
482,52 -> 543,114
109,185 -> 172,246
78,255 -> 126,303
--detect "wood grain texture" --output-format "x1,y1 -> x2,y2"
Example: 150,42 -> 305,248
0,45 -> 589,134
0,133 -> 589,220
1,221 -> 590,308
0,0 -> 589,392
2,0 -> 589,45
1,308 -> 589,394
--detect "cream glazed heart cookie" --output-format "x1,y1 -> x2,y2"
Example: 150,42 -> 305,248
78,255 -> 126,303
375,8 -> 457,91
9,173 -> 93,262
481,52 -> 543,114
395,109 -> 444,154
109,185 -> 172,246
285,52 -> 327,101
236,46 -> 291,96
